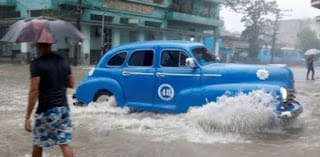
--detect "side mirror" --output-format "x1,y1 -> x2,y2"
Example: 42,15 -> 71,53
185,58 -> 197,68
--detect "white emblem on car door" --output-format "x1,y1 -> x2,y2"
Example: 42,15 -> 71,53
158,84 -> 175,101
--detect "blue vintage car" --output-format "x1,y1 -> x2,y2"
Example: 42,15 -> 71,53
74,40 -> 302,119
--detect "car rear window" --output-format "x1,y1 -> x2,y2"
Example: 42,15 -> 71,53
129,50 -> 154,66
108,52 -> 127,66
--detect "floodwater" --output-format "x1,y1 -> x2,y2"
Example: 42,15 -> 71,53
0,64 -> 320,157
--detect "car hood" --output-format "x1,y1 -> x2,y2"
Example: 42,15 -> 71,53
201,63 -> 295,89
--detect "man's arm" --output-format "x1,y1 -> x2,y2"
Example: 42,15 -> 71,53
25,77 -> 40,132
67,74 -> 74,88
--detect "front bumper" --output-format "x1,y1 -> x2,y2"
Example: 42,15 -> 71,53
276,101 -> 303,119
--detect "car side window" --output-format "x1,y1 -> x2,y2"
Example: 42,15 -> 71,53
129,50 -> 154,66
161,50 -> 188,67
108,52 -> 127,66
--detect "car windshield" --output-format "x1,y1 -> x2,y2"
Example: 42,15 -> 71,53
192,47 -> 218,65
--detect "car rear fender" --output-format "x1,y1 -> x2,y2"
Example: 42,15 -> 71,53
75,77 -> 125,106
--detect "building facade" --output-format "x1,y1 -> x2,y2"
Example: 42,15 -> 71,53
276,18 -> 320,49
0,0 -> 224,64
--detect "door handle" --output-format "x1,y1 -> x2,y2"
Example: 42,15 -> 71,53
156,72 -> 165,77
122,71 -> 131,76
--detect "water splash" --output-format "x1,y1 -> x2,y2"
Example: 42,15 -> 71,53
70,90 -> 283,144
186,90 -> 277,134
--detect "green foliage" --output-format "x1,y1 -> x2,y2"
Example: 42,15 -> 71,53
225,0 -> 249,12
225,0 -> 278,60
297,28 -> 320,53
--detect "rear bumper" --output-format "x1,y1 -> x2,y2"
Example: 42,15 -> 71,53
72,93 -> 85,106
73,101 -> 85,106
276,101 -> 303,119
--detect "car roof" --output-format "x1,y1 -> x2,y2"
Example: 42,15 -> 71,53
109,40 -> 205,53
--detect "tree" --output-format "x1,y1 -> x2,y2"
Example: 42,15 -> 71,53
297,28 -> 320,53
225,0 -> 278,62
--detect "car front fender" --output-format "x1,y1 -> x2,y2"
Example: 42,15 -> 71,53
201,83 -> 281,103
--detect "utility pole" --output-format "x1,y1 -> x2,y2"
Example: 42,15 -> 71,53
101,14 -> 105,47
213,28 -> 220,57
74,0 -> 82,66
270,9 -> 280,64
270,9 -> 291,64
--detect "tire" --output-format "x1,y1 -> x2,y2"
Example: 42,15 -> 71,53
93,90 -> 117,107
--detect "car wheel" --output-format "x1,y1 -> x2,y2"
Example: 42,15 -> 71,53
93,91 -> 117,107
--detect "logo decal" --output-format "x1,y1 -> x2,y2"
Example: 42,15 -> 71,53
158,84 -> 175,101
256,69 -> 269,80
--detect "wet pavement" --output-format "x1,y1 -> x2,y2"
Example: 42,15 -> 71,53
0,64 -> 320,157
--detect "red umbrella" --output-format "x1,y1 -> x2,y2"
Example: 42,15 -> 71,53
1,16 -> 84,43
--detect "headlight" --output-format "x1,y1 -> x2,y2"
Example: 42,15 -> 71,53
280,87 -> 288,102
88,68 -> 95,76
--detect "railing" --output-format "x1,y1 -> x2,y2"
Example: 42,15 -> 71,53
203,0 -> 225,3
166,11 -> 222,27
168,3 -> 218,19
56,0 -> 103,8
0,0 -> 16,6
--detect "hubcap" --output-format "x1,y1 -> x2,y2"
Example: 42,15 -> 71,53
96,94 -> 117,107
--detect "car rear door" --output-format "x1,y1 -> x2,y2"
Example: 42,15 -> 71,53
120,49 -> 156,109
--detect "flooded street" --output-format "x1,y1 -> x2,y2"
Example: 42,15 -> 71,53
0,64 -> 320,157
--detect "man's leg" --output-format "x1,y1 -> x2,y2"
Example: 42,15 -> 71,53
32,145 -> 42,157
307,68 -> 310,80
60,144 -> 74,157
312,68 -> 315,80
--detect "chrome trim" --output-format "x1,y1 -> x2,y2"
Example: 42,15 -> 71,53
156,72 -> 165,77
155,73 -> 223,77
279,101 -> 303,119
157,72 -> 201,77
203,74 -> 223,77
122,71 -> 154,76
122,71 -> 131,76
159,67 -> 193,70
280,87 -> 288,102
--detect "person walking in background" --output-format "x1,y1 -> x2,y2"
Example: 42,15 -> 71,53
306,56 -> 315,80
24,42 -> 75,157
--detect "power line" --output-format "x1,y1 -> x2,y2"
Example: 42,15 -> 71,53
270,9 -> 291,64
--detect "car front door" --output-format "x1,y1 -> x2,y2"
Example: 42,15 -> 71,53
153,49 -> 202,113
120,49 -> 155,109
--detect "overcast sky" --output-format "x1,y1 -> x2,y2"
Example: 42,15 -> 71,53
221,0 -> 320,32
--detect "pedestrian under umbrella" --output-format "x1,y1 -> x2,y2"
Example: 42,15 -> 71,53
306,55 -> 315,80
1,16 -> 84,157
